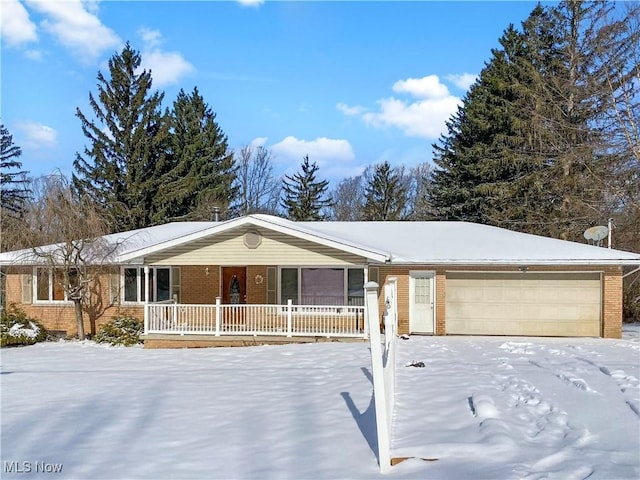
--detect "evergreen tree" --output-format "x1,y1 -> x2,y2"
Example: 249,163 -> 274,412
362,162 -> 408,221
159,87 -> 237,220
428,20 -> 548,226
281,155 -> 331,221
0,125 -> 29,214
73,43 -> 171,232
428,1 -> 632,240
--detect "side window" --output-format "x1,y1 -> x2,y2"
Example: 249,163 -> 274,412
266,267 -> 277,304
36,268 -> 50,301
347,269 -> 365,306
171,267 -> 181,303
21,274 -> 32,304
123,268 -> 138,302
155,268 -> 170,302
280,268 -> 298,304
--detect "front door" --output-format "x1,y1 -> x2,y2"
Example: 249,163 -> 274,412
410,271 -> 435,334
222,267 -> 247,304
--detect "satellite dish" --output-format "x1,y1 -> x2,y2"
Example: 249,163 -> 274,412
584,225 -> 609,244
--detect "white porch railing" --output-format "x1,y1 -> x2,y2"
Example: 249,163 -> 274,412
145,298 -> 366,338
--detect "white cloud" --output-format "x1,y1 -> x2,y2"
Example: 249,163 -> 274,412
15,121 -> 58,149
271,136 -> 362,180
25,0 -> 120,63
139,27 -> 162,48
337,74 -> 462,140
272,136 -> 355,163
363,95 -> 461,139
1,0 -> 38,47
392,75 -> 450,99
24,49 -> 43,61
446,73 -> 478,90
250,137 -> 268,148
336,102 -> 366,116
138,28 -> 194,87
237,0 -> 264,7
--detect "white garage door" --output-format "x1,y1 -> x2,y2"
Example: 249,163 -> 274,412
446,272 -> 601,337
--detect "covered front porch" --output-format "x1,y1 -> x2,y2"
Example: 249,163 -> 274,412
120,218 -> 389,347
144,299 -> 368,339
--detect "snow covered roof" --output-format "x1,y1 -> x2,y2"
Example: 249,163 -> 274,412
1,214 -> 639,266
297,220 -> 640,265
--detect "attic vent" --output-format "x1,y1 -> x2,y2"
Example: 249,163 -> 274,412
243,231 -> 262,249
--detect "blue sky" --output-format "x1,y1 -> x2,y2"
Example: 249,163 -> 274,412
2,0 -> 542,184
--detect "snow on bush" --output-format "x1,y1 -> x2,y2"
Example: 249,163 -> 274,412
94,316 -> 143,346
1,304 -> 47,347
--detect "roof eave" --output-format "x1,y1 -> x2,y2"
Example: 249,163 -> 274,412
393,259 -> 640,266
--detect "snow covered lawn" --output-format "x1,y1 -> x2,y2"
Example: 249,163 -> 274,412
2,331 -> 639,479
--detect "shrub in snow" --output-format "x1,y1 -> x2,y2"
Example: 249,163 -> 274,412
94,316 -> 143,346
1,304 -> 47,347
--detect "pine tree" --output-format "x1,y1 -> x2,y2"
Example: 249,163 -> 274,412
362,162 -> 408,221
0,125 -> 29,214
158,87 -> 237,220
428,20 -> 547,226
428,1 -> 632,240
281,155 -> 331,221
73,43 -> 171,232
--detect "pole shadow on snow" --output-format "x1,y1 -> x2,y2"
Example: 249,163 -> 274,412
340,366 -> 379,462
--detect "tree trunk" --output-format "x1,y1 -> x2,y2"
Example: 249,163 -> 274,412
74,299 -> 85,340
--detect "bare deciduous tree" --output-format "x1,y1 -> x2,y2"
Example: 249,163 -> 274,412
232,145 -> 282,216
14,175 -> 119,339
330,175 -> 365,221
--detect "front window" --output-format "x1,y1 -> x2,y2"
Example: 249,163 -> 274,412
279,267 -> 365,306
34,267 -> 69,302
122,267 -> 175,303
301,268 -> 344,305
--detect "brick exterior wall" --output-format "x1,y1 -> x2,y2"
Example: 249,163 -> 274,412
180,265 -> 219,304
602,267 -> 623,338
4,266 -> 142,337
4,263 -> 624,339
246,266 -> 269,304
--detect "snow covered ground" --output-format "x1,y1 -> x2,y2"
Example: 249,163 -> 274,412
1,327 -> 639,479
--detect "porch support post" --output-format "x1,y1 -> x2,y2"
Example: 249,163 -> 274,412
143,266 -> 150,333
287,299 -> 293,337
215,297 -> 221,336
363,267 -> 370,338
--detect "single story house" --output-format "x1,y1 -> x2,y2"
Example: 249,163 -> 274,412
1,214 -> 639,347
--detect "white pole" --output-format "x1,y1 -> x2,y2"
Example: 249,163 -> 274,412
215,297 -> 221,336
608,218 -> 613,249
287,299 -> 293,337
363,267 -> 370,338
365,281 -> 392,473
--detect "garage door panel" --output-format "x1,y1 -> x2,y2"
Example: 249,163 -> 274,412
446,272 -> 601,337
